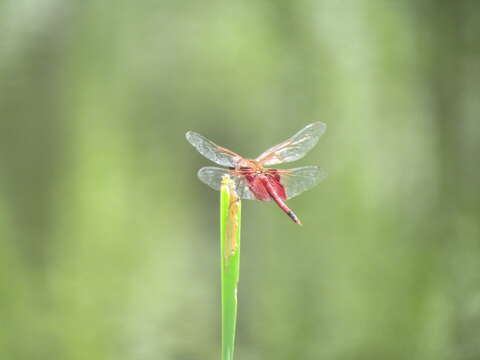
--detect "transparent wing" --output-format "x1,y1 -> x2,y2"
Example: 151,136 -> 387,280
256,122 -> 326,166
235,176 -> 257,200
277,166 -> 327,200
197,167 -> 256,200
186,131 -> 243,167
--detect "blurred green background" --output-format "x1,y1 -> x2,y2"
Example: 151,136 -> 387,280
1,1 -> 480,359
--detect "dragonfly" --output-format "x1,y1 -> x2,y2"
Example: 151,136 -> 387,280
186,122 -> 327,225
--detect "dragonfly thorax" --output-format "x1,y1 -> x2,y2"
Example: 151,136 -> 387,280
238,159 -> 263,171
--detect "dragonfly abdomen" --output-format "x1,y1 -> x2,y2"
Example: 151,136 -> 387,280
260,176 -> 301,225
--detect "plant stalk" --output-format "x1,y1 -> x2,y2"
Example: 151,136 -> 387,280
220,175 -> 241,360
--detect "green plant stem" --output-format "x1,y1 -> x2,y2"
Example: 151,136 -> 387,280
220,175 -> 241,360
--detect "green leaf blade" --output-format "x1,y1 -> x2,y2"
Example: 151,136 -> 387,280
220,175 -> 241,360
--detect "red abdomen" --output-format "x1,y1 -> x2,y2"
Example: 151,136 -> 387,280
245,170 -> 286,202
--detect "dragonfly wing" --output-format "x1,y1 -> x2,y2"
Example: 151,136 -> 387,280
277,166 -> 327,200
197,167 -> 256,200
256,122 -> 326,166
235,176 -> 257,200
186,131 -> 242,167
197,167 -> 229,191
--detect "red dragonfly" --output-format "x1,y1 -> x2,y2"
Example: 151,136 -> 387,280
186,122 -> 327,225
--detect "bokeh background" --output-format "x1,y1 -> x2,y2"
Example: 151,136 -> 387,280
1,1 -> 480,359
